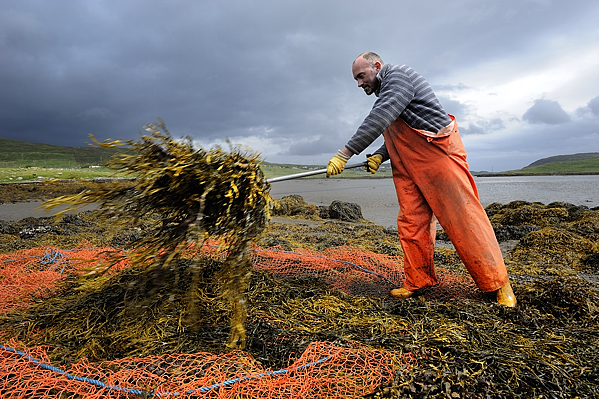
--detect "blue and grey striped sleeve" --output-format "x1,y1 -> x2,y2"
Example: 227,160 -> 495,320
345,64 -> 451,156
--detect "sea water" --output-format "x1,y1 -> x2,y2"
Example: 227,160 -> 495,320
2,175 -> 598,226
269,175 -> 599,227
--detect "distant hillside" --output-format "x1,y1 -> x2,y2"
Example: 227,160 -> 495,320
489,152 -> 599,175
0,137 -> 125,168
525,152 -> 599,167
2,137 -> 599,176
516,156 -> 599,174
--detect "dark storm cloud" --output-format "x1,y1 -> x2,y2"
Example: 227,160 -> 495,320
1,0 -> 374,148
1,0 -> 598,170
522,99 -> 571,125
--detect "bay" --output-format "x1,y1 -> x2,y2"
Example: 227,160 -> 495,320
1,175 -> 597,226
269,175 -> 599,227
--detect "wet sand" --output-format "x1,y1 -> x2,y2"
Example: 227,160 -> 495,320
0,181 -> 397,225
0,201 -> 99,222
0,180 -> 397,224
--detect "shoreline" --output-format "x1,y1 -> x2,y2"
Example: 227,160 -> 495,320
2,170 -> 599,186
2,175 -> 599,227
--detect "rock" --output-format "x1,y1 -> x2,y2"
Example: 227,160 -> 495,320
328,200 -> 363,222
273,195 -> 320,219
19,225 -> 53,239
0,220 -> 16,235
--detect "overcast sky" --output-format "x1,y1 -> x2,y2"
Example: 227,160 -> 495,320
1,0 -> 598,171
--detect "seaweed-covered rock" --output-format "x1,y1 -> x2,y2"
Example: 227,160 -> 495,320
19,225 -> 54,239
565,210 -> 599,241
492,225 -> 541,242
0,221 -> 15,235
436,224 -> 540,243
489,203 -> 569,227
0,181 -> 97,204
273,194 -> 320,219
328,200 -> 363,222
60,214 -> 91,227
518,276 -> 598,322
484,202 -> 506,218
17,217 -> 57,239
510,227 -> 597,270
547,201 -> 590,220
582,252 -> 599,273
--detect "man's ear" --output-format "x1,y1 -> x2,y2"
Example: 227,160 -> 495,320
374,61 -> 382,71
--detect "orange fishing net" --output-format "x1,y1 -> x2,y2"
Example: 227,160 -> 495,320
0,244 -> 128,315
0,242 -> 476,398
0,340 -> 404,399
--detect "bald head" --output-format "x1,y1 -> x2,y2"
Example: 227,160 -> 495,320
353,52 -> 384,68
352,52 -> 383,96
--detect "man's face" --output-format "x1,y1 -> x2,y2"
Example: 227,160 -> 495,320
352,57 -> 381,96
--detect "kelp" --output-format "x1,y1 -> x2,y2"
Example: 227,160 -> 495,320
40,119 -> 272,348
272,194 -> 322,219
1,185 -> 599,396
259,219 -> 404,255
489,200 -> 599,277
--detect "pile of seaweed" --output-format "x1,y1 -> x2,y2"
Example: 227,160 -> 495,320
38,119 -> 271,348
257,199 -> 599,397
1,189 -> 599,396
487,200 -> 599,278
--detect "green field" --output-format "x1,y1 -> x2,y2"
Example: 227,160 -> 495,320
0,137 -> 394,182
0,167 -> 129,182
0,137 -> 125,169
1,137 -> 598,183
504,156 -> 599,174
0,163 -> 393,183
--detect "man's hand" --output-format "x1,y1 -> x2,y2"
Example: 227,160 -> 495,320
327,150 -> 350,177
365,154 -> 383,174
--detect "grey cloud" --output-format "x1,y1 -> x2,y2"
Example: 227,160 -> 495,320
522,99 -> 571,125
588,96 -> 599,116
465,118 -> 599,172
435,83 -> 470,92
1,0 -> 598,170
287,136 -> 340,157
575,96 -> 599,118
460,118 -> 505,135
436,96 -> 468,122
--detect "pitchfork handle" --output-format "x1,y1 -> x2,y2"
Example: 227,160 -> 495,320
267,161 -> 368,183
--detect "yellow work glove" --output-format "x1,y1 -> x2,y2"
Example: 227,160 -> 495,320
365,154 -> 383,174
326,150 -> 350,177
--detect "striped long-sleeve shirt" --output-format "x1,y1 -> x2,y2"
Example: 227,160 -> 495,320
345,64 -> 452,160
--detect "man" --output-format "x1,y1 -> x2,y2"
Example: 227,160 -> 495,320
327,52 -> 516,307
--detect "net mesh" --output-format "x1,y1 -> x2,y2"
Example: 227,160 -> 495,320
0,340 -> 401,399
0,241 -> 471,398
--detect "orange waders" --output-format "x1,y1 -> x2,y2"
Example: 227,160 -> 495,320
383,115 -> 508,292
